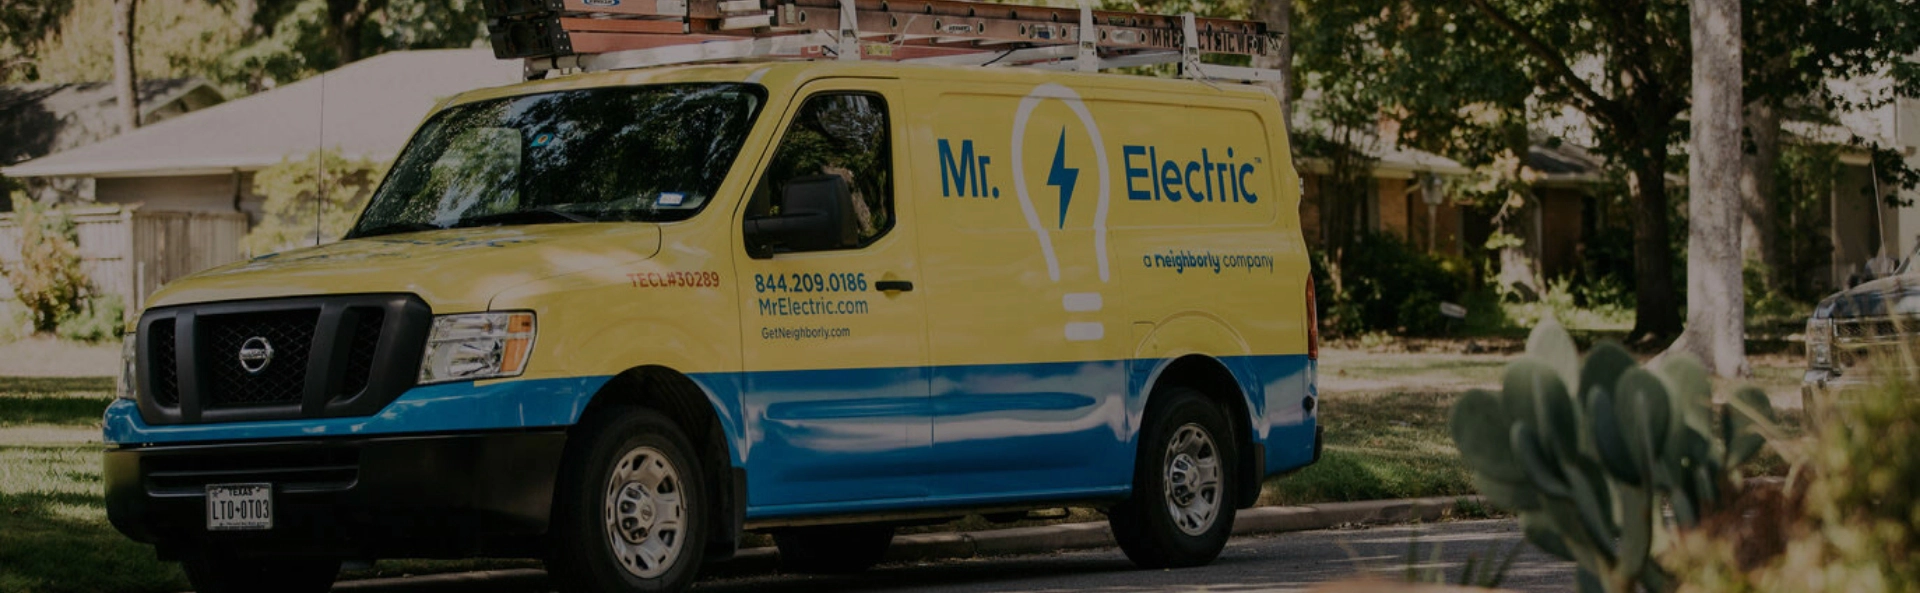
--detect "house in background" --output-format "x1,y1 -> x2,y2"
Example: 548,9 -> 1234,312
0,49 -> 523,311
1296,142 -> 1472,256
1,78 -> 226,207
1803,89 -> 1920,290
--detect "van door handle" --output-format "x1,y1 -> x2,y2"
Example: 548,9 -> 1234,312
876,280 -> 914,292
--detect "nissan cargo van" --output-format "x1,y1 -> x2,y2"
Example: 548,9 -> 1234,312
104,61 -> 1322,593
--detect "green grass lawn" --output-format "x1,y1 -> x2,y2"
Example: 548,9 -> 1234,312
1261,391 -> 1476,505
0,377 -> 118,428
0,378 -> 191,593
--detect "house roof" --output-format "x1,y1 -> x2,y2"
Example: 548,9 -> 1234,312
0,78 -> 223,167
1527,141 -> 1607,186
2,50 -> 524,179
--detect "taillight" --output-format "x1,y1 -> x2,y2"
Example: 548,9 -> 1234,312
1306,278 -> 1319,360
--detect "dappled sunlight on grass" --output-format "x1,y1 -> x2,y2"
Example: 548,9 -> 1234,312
0,443 -> 189,593
0,376 -> 115,429
1261,391 -> 1475,506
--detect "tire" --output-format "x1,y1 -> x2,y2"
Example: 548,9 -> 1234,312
773,524 -> 894,574
1109,387 -> 1237,569
547,407 -> 708,593
181,551 -> 339,593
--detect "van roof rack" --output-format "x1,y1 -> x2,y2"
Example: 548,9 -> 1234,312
486,0 -> 1284,82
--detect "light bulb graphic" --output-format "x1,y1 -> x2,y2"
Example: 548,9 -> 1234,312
1009,83 -> 1111,341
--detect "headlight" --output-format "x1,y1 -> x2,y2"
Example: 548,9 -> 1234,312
118,335 -> 138,401
1807,318 -> 1834,369
419,312 -> 536,384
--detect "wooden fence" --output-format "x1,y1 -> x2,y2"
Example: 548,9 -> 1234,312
0,205 -> 250,317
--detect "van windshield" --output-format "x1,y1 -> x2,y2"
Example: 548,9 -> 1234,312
350,83 -> 765,238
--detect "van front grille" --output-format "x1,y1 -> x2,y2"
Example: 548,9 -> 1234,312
149,319 -> 180,407
134,295 -> 430,425
204,310 -> 321,407
143,446 -> 360,496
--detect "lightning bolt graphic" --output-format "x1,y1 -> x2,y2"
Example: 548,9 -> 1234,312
1047,128 -> 1079,229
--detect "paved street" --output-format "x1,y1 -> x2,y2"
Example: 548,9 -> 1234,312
341,519 -> 1575,593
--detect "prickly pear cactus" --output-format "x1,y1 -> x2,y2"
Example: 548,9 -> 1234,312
1449,321 -> 1776,593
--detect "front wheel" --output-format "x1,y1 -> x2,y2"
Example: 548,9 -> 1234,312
181,550 -> 339,593
1109,387 -> 1237,569
547,407 -> 708,593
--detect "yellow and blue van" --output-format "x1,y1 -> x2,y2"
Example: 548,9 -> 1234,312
104,61 -> 1321,592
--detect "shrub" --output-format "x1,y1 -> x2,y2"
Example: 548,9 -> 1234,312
1743,259 -> 1810,327
0,299 -> 26,343
1322,233 -> 1469,336
1666,370 -> 1920,592
55,294 -> 125,343
2,196 -> 91,334
1502,276 -> 1636,331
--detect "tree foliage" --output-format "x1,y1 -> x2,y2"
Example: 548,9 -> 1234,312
0,0 -> 74,80
1293,0 -> 1918,342
244,149 -> 387,255
2,195 -> 91,334
10,0 -> 487,96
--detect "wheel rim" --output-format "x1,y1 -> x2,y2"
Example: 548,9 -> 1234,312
1162,423 -> 1222,536
603,446 -> 687,579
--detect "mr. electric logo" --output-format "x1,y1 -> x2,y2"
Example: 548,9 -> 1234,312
936,87 -> 1263,238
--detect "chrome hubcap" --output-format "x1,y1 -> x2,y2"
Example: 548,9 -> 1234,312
1163,423 -> 1222,536
603,447 -> 686,579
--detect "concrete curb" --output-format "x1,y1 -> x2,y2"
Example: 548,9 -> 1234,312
883,495 -> 1483,563
336,496 -> 1484,590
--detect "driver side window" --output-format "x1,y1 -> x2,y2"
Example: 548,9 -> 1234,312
745,93 -> 894,252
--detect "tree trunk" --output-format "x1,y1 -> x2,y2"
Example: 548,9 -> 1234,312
111,0 -> 139,131
327,0 -> 388,64
1667,0 -> 1747,377
1253,0 -> 1294,134
1627,150 -> 1683,344
1741,99 -> 1783,289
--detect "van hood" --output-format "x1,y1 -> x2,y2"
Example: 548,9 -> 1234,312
146,224 -> 661,313
1817,273 -> 1920,321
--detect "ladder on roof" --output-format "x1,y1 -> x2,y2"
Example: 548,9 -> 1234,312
484,0 -> 1284,82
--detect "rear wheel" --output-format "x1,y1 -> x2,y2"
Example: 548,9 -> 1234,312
547,407 -> 708,593
181,550 -> 339,593
773,524 -> 894,573
1109,387 -> 1237,569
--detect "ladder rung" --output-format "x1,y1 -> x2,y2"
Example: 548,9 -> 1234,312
560,17 -> 690,35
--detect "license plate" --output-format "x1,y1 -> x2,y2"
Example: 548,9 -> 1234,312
206,483 -> 273,531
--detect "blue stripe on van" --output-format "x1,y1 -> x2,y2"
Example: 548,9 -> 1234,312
102,376 -> 614,446
103,355 -> 1316,518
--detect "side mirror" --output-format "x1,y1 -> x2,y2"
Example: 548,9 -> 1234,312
746,174 -> 859,257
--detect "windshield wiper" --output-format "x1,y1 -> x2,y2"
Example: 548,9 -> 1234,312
455,207 -> 598,228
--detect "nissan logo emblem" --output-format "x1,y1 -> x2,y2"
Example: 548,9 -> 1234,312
238,337 -> 275,374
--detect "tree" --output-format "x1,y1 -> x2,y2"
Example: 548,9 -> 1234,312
24,0 -> 484,96
244,150 -> 387,255
1251,0 -> 1294,132
1457,0 -> 1695,344
111,0 -> 137,130
1666,0 -> 1746,376
0,1 -> 74,80
1291,0 -> 1694,342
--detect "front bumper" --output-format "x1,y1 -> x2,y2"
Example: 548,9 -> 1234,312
1801,368 -> 1874,394
104,430 -> 566,560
